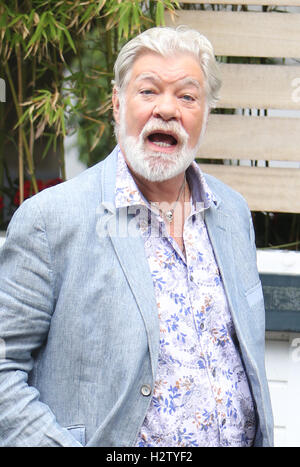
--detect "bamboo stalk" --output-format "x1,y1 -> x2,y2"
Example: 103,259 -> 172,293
16,44 -> 24,204
105,27 -> 113,89
59,136 -> 66,181
53,48 -> 66,181
4,61 -> 38,195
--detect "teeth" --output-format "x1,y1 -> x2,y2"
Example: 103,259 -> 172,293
152,141 -> 172,147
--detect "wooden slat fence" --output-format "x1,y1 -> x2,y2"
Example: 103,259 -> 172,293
166,2 -> 300,213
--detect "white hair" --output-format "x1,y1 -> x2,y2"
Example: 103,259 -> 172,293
113,26 -> 222,109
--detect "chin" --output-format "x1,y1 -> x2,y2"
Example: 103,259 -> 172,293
141,157 -> 190,182
124,146 -> 193,182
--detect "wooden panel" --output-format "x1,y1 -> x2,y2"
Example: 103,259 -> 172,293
165,10 -> 300,58
180,0 -> 300,5
218,63 -> 300,110
199,114 -> 300,161
200,165 -> 300,212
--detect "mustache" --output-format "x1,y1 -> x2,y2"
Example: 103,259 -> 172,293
139,118 -> 189,146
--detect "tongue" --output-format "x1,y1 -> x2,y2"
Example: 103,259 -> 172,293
149,133 -> 177,145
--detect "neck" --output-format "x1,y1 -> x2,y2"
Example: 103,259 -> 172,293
137,174 -> 186,204
124,160 -> 187,205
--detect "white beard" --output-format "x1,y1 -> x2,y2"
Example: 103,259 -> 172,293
117,106 -> 208,182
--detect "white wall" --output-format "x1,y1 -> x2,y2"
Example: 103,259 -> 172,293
258,249 -> 300,447
265,331 -> 300,447
64,133 -> 86,180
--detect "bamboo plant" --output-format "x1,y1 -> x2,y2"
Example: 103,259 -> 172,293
0,0 -> 179,228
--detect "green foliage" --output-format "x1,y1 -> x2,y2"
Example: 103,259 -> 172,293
0,0 -> 179,226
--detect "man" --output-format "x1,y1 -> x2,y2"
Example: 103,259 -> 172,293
0,26 -> 273,447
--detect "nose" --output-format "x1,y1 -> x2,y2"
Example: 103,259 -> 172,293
152,93 -> 181,121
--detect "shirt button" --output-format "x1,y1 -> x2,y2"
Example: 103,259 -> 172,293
140,384 -> 152,397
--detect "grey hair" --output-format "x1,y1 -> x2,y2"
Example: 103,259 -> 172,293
113,26 -> 222,109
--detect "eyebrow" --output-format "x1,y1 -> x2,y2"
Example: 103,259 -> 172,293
135,72 -> 202,91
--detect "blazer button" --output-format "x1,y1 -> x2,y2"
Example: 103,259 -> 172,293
141,384 -> 152,397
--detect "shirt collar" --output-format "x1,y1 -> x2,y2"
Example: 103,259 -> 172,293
115,148 -> 146,210
115,148 -> 216,212
186,161 -> 217,210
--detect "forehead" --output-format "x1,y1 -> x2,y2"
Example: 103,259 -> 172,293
128,52 -> 205,87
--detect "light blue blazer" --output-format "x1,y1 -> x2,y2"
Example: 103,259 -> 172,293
0,146 -> 273,447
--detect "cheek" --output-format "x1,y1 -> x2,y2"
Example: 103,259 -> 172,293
185,117 -> 202,144
125,118 -> 144,138
185,114 -> 204,143
125,106 -> 151,136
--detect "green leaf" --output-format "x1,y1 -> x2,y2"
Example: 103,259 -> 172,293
64,27 -> 76,54
155,1 -> 165,26
41,133 -> 54,159
80,4 -> 97,25
27,12 -> 46,48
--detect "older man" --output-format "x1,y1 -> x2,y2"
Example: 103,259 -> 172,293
0,27 -> 273,447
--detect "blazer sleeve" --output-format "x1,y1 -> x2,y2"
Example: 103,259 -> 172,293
0,197 -> 82,447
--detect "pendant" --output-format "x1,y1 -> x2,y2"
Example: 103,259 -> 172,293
165,210 -> 174,223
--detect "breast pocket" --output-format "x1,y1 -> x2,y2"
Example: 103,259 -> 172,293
66,425 -> 86,446
244,281 -> 266,346
245,281 -> 264,308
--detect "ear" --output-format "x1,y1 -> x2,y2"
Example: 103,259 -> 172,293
112,86 -> 121,125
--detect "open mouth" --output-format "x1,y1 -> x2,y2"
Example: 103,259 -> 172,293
147,132 -> 178,148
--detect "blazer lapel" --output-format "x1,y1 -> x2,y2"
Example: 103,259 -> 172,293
100,148 -> 160,381
204,204 -> 245,340
107,214 -> 160,381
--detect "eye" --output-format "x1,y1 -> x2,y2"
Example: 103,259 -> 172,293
181,94 -> 195,102
140,89 -> 155,96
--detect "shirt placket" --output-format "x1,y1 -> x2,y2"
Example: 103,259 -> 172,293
185,210 -> 255,446
184,211 -> 226,443
153,203 -> 222,444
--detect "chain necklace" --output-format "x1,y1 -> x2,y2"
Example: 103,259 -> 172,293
152,174 -> 186,223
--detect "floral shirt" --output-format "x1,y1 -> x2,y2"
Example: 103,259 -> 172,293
115,149 -> 256,447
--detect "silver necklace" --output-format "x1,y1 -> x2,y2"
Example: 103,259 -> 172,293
154,174 -> 186,223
